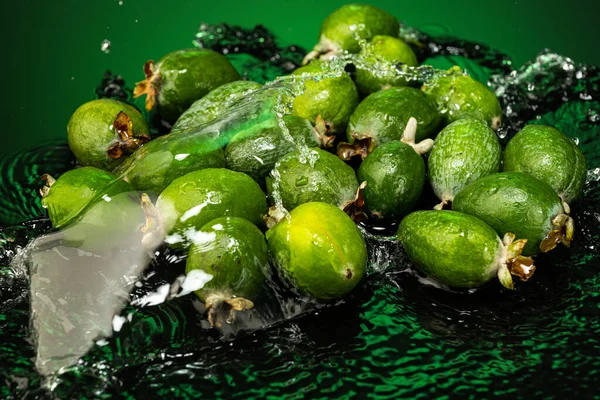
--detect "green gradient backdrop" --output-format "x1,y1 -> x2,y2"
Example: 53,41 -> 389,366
2,0 -> 598,157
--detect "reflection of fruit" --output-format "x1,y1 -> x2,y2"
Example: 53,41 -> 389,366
398,210 -> 535,289
185,217 -> 268,326
67,99 -> 149,171
453,172 -> 574,256
134,49 -> 241,122
355,35 -> 418,96
428,118 -> 501,209
156,168 -> 267,249
291,60 -> 358,134
303,4 -> 400,63
503,124 -> 587,205
266,148 -> 358,211
266,202 -> 367,300
171,80 -> 262,134
40,166 -> 133,229
422,66 -> 502,130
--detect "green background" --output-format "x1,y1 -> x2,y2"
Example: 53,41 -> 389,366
2,0 -> 598,157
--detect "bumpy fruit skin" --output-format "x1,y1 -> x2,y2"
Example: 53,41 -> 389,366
171,80 -> 262,134
136,49 -> 241,123
357,141 -> 425,219
398,210 -> 503,288
453,172 -> 568,256
347,87 -> 441,145
266,148 -> 358,211
308,4 -> 400,58
422,67 -> 502,130
428,118 -> 501,207
156,168 -> 267,249
291,60 -> 359,134
67,99 -> 149,171
266,202 -> 367,300
185,217 -> 268,303
503,125 -> 587,204
113,133 -> 226,194
355,35 -> 418,96
225,115 -> 321,184
41,166 -> 133,229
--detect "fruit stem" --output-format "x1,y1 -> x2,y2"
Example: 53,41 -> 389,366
539,213 -> 575,252
400,117 -> 434,155
133,60 -> 159,111
342,181 -> 368,223
107,112 -> 150,159
264,205 -> 289,229
336,136 -> 375,161
205,295 -> 254,327
499,232 -> 536,289
39,174 -> 56,198
140,193 -> 165,248
313,115 -> 336,148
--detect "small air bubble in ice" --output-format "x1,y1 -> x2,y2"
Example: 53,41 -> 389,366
101,39 -> 111,54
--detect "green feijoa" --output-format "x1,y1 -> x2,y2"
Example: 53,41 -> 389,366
266,148 -> 359,211
355,35 -> 418,96
134,49 -> 241,122
503,125 -> 587,205
225,115 -> 331,184
453,172 -> 574,256
357,118 -> 432,219
185,217 -> 268,326
291,60 -> 359,134
67,99 -> 150,171
422,66 -> 502,130
171,80 -> 263,134
266,202 -> 367,300
303,4 -> 400,63
40,166 -> 134,229
398,210 -> 535,289
340,87 -> 441,160
428,118 -> 501,209
156,168 -> 267,249
113,132 -> 226,194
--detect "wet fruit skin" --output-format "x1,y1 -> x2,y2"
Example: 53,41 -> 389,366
185,217 -> 268,304
266,148 -> 359,211
225,115 -> 321,184
171,80 -> 262,134
428,118 -> 502,208
503,124 -> 587,204
355,35 -> 419,96
291,60 -> 359,134
41,166 -> 134,229
357,141 -> 425,219
347,87 -> 442,145
156,168 -> 267,249
113,132 -> 226,195
398,210 -> 505,288
135,49 -> 241,123
304,4 -> 400,62
266,202 -> 367,300
422,67 -> 502,130
67,99 -> 150,171
453,172 -> 570,256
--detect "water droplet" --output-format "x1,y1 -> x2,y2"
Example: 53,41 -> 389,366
101,39 -> 111,54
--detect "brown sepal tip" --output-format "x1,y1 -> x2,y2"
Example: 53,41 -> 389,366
342,181 -> 368,224
140,193 -> 165,248
107,112 -> 150,159
500,232 -> 536,289
264,205 -> 289,229
313,115 -> 336,148
133,60 -> 159,111
539,213 -> 575,253
206,296 -> 254,327
40,174 -> 56,198
337,135 -> 375,161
